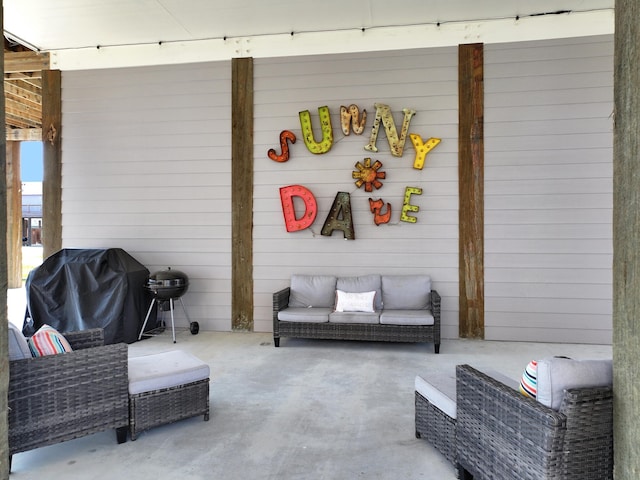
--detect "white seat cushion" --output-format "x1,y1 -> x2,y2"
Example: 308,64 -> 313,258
380,309 -> 434,325
278,307 -> 331,323
128,350 -> 210,395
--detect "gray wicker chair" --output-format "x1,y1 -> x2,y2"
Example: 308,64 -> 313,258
8,328 -> 129,467
455,364 -> 613,480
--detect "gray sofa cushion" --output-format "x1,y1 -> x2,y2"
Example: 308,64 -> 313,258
380,309 -> 434,325
278,307 -> 332,323
536,357 -> 613,411
381,275 -> 431,309
329,311 -> 380,324
8,322 -> 32,360
336,274 -> 382,310
288,275 -> 337,308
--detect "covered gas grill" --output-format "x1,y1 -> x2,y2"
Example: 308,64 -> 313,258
138,267 -> 199,343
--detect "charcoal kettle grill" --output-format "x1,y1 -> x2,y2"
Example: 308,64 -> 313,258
138,267 -> 199,343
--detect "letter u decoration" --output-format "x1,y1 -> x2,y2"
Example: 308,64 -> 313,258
299,106 -> 333,154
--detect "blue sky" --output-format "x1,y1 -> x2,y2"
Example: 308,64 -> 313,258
20,142 -> 43,181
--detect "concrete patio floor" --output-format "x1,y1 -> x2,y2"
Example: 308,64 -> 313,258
6,316 -> 612,480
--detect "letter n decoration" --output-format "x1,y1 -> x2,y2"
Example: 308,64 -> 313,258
280,185 -> 318,232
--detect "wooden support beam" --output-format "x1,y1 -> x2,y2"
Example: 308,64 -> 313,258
6,128 -> 42,142
1,5 -> 11,477
3,51 -> 49,73
458,43 -> 485,339
41,70 -> 62,258
231,57 -> 254,331
6,141 -> 22,288
613,0 -> 640,476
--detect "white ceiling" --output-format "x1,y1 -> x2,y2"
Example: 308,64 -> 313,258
3,0 -> 614,70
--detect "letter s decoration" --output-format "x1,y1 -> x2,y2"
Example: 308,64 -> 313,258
268,130 -> 297,163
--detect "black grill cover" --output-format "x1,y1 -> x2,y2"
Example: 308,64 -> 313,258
24,248 -> 152,344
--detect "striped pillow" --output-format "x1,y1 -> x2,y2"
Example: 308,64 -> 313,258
519,360 -> 538,399
28,325 -> 73,357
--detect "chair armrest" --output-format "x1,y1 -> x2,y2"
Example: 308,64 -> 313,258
456,364 -> 566,478
63,328 -> 105,350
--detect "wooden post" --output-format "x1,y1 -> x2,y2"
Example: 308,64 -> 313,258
6,142 -> 21,288
231,58 -> 254,331
458,43 -> 485,339
1,3 -> 11,476
613,0 -> 640,477
41,70 -> 62,259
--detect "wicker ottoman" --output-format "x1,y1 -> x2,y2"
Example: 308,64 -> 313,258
414,373 -> 457,464
128,350 -> 210,440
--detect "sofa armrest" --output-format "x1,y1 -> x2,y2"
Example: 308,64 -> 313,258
273,287 -> 291,319
455,364 -> 567,478
63,328 -> 105,350
430,289 -> 441,320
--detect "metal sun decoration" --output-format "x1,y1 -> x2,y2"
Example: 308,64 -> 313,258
352,158 -> 386,192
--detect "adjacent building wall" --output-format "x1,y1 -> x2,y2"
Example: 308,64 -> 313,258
60,35 -> 613,343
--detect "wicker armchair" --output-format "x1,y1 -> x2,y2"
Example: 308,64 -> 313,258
455,364 -> 613,480
8,328 -> 129,467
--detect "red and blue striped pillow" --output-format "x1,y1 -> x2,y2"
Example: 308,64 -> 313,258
27,325 -> 73,357
519,360 -> 538,399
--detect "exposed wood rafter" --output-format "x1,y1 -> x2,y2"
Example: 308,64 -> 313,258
3,45 -> 49,141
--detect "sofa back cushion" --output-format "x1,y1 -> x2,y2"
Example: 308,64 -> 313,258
289,275 -> 337,308
381,275 -> 431,310
536,357 -> 612,411
336,274 -> 382,310
8,322 -> 32,360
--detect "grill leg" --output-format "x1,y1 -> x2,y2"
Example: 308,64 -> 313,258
169,297 -> 176,343
138,298 -> 157,340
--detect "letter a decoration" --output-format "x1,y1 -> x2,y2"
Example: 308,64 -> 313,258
299,106 -> 333,154
321,192 -> 355,240
280,185 -> 318,232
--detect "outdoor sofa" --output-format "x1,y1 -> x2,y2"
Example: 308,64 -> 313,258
273,273 -> 441,353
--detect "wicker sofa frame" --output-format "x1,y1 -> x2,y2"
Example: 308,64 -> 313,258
455,364 -> 613,480
273,287 -> 441,353
8,328 -> 129,466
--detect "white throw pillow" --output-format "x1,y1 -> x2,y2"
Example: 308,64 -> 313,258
334,290 -> 376,313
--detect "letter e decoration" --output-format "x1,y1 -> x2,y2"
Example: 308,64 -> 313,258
401,187 -> 423,223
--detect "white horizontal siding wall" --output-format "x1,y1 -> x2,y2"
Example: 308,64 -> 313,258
253,48 -> 459,336
484,35 -> 613,343
61,62 -> 233,331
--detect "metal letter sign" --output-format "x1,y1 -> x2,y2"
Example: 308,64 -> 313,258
364,103 -> 416,157
401,187 -> 423,223
321,192 -> 355,240
340,104 -> 367,135
410,134 -> 441,170
280,185 -> 318,232
369,198 -> 392,225
268,130 -> 297,162
299,106 -> 333,154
